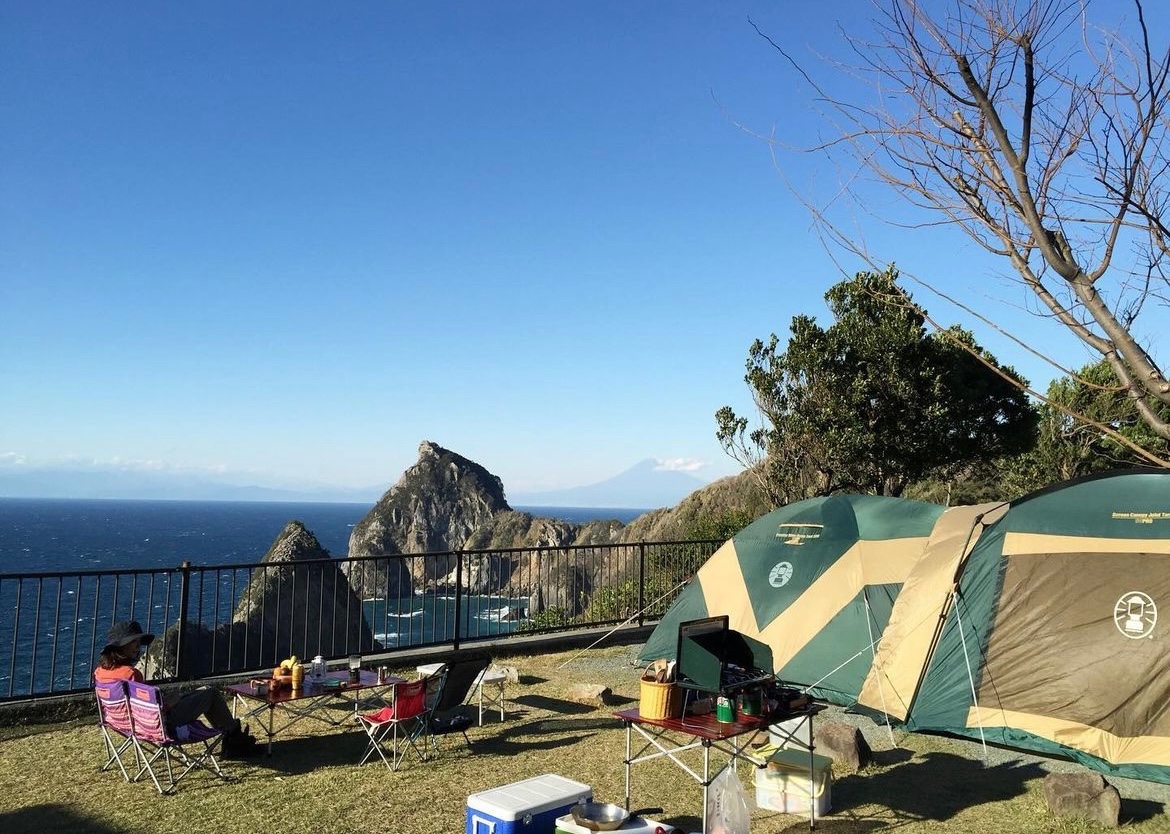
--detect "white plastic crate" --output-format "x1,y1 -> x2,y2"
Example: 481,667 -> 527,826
754,749 -> 833,818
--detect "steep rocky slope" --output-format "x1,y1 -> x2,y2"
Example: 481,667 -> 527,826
145,520 -> 377,677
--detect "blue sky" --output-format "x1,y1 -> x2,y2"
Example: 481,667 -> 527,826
0,2 -> 1109,495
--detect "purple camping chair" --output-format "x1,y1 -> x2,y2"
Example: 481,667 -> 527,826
126,680 -> 227,794
95,680 -> 138,781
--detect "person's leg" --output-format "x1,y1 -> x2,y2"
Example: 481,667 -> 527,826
166,687 -> 239,734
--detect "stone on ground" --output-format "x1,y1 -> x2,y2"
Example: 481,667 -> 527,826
1043,772 -> 1120,828
813,722 -> 871,772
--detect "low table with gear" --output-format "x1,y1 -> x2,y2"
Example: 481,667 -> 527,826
227,669 -> 404,755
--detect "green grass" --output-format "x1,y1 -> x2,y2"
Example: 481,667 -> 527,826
1,646 -> 1167,833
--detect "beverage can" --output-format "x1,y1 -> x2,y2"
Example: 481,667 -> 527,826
716,694 -> 736,723
378,666 -> 388,684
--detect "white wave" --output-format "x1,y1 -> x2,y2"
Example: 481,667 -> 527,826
374,632 -> 399,643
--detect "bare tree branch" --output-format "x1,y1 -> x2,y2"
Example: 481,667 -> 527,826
750,0 -> 1170,442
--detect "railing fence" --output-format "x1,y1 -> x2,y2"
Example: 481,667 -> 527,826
0,538 -> 720,702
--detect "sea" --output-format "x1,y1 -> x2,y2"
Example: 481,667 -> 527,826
0,498 -> 649,574
0,498 -> 650,696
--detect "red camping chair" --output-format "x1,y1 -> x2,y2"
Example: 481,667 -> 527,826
357,678 -> 430,770
126,680 -> 227,794
95,680 -> 138,781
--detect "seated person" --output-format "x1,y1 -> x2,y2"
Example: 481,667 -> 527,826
95,620 -> 258,757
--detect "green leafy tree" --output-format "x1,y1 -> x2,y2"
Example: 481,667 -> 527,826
682,510 -> 757,543
999,361 -> 1170,497
717,267 -> 1038,505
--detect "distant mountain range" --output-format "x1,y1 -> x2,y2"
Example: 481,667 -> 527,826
0,457 -> 709,508
508,458 -> 708,509
0,469 -> 384,504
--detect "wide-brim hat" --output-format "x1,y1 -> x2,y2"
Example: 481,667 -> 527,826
104,620 -> 155,651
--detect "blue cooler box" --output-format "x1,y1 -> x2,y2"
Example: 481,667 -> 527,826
467,774 -> 593,834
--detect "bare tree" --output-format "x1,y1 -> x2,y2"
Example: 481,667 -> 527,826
764,0 -> 1170,446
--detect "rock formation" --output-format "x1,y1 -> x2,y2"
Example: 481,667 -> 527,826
345,441 -> 512,598
145,521 -> 377,678
342,440 -> 768,620
140,442 -> 766,678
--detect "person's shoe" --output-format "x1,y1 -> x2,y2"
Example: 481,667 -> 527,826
221,729 -> 260,758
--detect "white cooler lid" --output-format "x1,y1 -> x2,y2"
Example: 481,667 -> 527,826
468,774 -> 592,820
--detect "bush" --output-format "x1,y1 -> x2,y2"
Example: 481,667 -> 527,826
519,606 -> 571,633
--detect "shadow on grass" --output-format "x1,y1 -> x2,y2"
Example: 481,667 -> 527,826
1121,798 -> 1166,824
835,751 -> 1043,822
495,716 -> 620,737
519,675 -> 548,685
512,694 -> 595,715
227,730 -> 368,776
475,731 -> 600,757
0,804 -> 124,834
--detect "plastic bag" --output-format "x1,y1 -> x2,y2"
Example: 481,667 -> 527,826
706,764 -> 752,834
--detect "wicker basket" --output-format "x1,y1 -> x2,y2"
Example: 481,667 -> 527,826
639,667 -> 682,719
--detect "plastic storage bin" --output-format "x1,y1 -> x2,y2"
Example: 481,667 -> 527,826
554,813 -> 675,834
467,774 -> 593,834
754,749 -> 833,817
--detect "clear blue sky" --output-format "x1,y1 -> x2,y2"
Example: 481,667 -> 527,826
0,1 -> 1096,494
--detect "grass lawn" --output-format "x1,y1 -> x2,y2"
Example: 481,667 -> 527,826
1,644 -> 1167,833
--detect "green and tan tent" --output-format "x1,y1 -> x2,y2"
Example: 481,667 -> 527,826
640,494 -> 947,704
857,469 -> 1170,783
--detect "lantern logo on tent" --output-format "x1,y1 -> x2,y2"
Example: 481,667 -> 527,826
775,523 -> 822,545
1113,592 -> 1157,639
769,561 -> 794,588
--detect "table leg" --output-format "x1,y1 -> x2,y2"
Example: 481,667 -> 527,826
624,721 -> 632,811
808,711 -> 816,831
701,739 -> 710,834
266,705 -> 275,757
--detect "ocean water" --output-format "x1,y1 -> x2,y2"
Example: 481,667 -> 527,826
0,498 -> 650,696
0,498 -> 649,573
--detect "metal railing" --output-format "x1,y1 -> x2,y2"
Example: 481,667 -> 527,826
0,538 -> 719,702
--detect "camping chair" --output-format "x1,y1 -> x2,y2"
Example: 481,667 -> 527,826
356,678 -> 431,770
126,680 -> 227,794
426,654 -> 491,755
95,680 -> 137,781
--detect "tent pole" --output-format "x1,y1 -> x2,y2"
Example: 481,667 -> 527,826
556,578 -> 690,669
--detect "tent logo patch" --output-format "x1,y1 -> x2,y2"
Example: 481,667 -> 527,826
769,561 -> 794,588
1114,592 -> 1157,639
775,523 -> 822,545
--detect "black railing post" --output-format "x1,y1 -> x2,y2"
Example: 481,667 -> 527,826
453,551 -> 463,651
638,542 -> 647,627
176,561 -> 191,681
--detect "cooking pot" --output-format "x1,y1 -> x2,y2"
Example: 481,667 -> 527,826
571,801 -> 630,831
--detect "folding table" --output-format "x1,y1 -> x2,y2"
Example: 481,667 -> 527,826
228,669 -> 404,755
614,703 -> 825,831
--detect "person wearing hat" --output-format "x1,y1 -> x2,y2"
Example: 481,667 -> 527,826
95,620 -> 258,757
